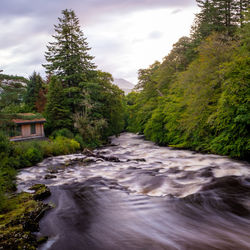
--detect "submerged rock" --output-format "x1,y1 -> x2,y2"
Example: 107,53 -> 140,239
37,236 -> 48,245
44,174 -> 57,179
29,184 -> 51,200
47,169 -> 59,174
82,149 -> 121,162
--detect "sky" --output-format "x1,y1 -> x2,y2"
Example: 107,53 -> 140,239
0,0 -> 199,84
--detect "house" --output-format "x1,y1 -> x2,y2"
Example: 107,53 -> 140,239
10,113 -> 46,141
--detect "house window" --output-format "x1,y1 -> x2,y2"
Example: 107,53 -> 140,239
16,125 -> 22,136
31,124 -> 36,134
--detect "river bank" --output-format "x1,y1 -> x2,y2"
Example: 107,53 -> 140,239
0,184 -> 51,249
0,133 -> 81,249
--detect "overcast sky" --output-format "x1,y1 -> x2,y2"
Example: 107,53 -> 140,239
0,0 -> 199,84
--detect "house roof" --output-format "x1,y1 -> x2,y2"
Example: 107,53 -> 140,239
12,113 -> 46,125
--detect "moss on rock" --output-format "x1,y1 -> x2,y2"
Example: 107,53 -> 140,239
0,185 -> 51,249
29,184 -> 51,201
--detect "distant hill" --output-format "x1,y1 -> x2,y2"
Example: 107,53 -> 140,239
113,78 -> 134,95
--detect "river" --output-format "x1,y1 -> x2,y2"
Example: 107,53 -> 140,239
17,133 -> 250,250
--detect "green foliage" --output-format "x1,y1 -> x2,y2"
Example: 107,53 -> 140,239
0,165 -> 16,211
74,111 -> 107,148
0,131 -> 80,210
92,71 -> 126,137
191,0 -> 249,43
0,75 -> 26,111
37,137 -> 79,157
24,72 -> 44,111
43,9 -> 96,114
0,74 -> 28,83
144,100 -> 167,145
0,132 -> 16,210
0,131 -> 12,153
43,10 -> 126,142
25,148 -> 43,165
127,24 -> 249,159
74,134 -> 85,148
45,76 -> 72,133
209,54 -> 250,158
51,128 -> 74,139
15,113 -> 44,120
41,136 -> 80,156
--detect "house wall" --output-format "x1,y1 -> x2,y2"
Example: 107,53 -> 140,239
22,123 -> 44,137
22,124 -> 31,137
10,122 -> 45,141
35,123 -> 45,136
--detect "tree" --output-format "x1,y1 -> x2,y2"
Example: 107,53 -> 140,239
74,71 -> 125,142
45,76 -> 71,133
93,71 -> 125,136
35,88 -> 47,113
191,0 -> 249,41
43,9 -> 126,139
43,9 -> 96,113
0,74 -> 27,112
24,72 -> 43,111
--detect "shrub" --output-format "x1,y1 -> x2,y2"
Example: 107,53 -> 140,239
13,141 -> 43,168
24,147 -> 43,165
51,136 -> 80,155
51,128 -> 74,139
0,134 -> 80,213
0,131 -> 12,155
74,134 -> 84,148
39,141 -> 54,157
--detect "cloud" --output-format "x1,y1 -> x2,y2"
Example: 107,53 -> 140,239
148,31 -> 163,40
0,0 -> 198,83
0,0 -> 195,18
171,9 -> 182,14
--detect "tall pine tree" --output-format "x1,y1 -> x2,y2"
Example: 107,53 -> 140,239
191,0 -> 249,41
43,9 -> 96,113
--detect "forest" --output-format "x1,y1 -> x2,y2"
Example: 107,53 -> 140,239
0,9 -> 126,211
0,0 -> 249,213
126,0 -> 250,160
0,0 -> 249,248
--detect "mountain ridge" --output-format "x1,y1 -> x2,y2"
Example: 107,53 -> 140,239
113,78 -> 134,95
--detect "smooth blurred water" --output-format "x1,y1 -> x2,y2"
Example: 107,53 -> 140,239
17,133 -> 250,250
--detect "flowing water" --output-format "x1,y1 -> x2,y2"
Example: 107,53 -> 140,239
17,133 -> 250,250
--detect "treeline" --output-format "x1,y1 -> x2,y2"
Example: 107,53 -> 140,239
0,9 -> 126,210
0,9 -> 125,146
126,0 -> 249,159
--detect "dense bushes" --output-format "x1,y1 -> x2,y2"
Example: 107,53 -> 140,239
12,136 -> 80,168
0,132 -> 80,211
40,136 -> 80,156
0,132 -> 17,196
126,5 -> 249,160
126,31 -> 249,160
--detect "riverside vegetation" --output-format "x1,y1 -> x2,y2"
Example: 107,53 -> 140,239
0,0 -> 249,248
0,9 -> 125,248
126,1 -> 250,160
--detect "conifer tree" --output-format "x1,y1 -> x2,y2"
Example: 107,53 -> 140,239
43,9 -> 125,138
45,76 -> 71,132
24,72 -> 43,111
191,0 -> 249,41
43,9 -> 96,113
